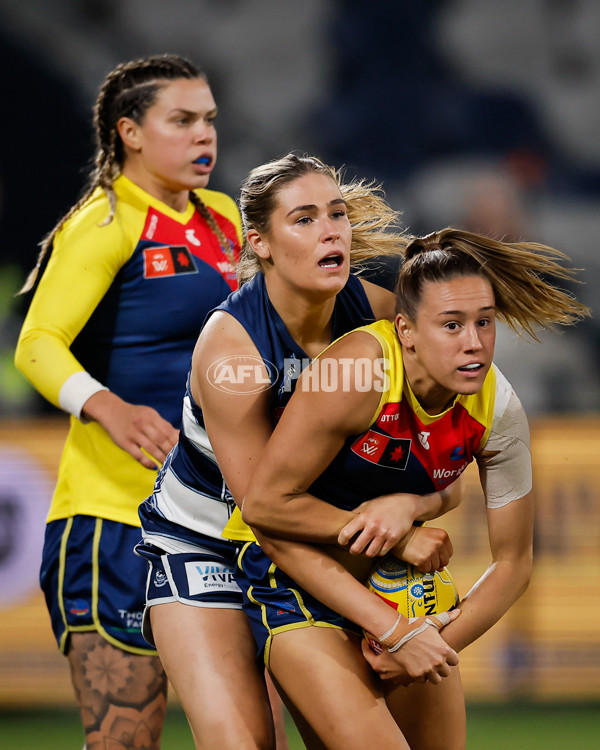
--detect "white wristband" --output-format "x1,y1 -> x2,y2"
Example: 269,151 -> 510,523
58,371 -> 108,420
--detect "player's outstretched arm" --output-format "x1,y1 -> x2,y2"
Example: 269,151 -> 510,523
438,491 -> 533,653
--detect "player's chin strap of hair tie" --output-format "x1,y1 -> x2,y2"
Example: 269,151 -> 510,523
377,611 -> 452,653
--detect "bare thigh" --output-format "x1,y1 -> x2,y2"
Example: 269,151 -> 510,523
150,602 -> 275,750
67,631 -> 167,750
269,626 -> 410,750
385,666 -> 466,750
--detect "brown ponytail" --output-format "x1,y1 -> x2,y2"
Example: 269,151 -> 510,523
396,228 -> 591,338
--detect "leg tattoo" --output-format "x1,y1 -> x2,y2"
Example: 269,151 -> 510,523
68,633 -> 168,750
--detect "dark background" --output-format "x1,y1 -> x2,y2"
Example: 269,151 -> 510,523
1,0 -> 598,415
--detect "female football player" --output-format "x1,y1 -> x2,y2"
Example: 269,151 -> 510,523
15,54 -> 244,750
138,153 -> 460,749
240,228 -> 590,749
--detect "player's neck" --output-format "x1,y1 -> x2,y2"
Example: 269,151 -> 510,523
265,278 -> 336,358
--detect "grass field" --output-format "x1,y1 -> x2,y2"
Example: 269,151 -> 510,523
1,702 -> 599,749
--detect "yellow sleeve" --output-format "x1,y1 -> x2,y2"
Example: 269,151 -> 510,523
14,195 -> 132,411
197,188 -> 243,246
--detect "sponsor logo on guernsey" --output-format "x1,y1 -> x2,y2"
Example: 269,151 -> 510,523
432,462 -> 468,483
185,561 -> 241,597
418,431 -> 431,450
143,245 -> 198,278
216,259 -> 236,274
279,355 -> 307,395
450,446 -> 465,461
185,228 -> 201,246
351,430 -> 411,470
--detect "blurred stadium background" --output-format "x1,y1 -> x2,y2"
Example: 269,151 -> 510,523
0,1 -> 598,747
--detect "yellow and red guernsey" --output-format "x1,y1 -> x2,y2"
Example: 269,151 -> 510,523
17,175 -> 241,526
308,319 -> 497,509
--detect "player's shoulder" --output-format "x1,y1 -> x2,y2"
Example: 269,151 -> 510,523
61,185 -> 110,228
195,187 -> 239,221
56,185 -> 126,248
484,363 -> 529,447
491,364 -> 522,421
333,325 -> 387,358
195,309 -> 258,364
341,319 -> 397,361
358,277 -> 396,321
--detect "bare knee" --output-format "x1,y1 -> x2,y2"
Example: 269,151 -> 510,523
386,668 -> 466,750
270,629 -> 408,750
150,606 -> 278,750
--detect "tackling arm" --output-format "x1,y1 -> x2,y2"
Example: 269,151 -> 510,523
202,323 -> 460,682
242,331 -> 457,553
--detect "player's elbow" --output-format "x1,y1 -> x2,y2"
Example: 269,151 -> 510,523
523,548 -> 534,590
242,488 -> 290,535
513,546 -> 533,598
13,338 -> 38,386
14,329 -> 41,379
242,483 -> 298,534
14,336 -> 27,375
240,491 -> 268,531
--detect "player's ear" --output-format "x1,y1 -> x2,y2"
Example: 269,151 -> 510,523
395,313 -> 414,349
117,117 -> 143,151
247,228 -> 272,261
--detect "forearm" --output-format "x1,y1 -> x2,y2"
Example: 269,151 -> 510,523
15,328 -> 88,410
441,554 -> 532,653
245,484 -> 450,548
413,479 -> 462,522
255,532 -> 399,637
243,491 -> 357,544
247,486 -> 456,559
15,230 -> 121,411
81,389 -> 125,424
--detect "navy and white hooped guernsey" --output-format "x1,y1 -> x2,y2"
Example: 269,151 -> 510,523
138,272 -> 375,554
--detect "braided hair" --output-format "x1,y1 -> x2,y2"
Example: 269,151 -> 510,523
396,228 -> 591,338
20,54 -> 231,293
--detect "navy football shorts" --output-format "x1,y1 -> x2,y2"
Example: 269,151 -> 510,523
135,541 -> 243,646
236,541 -> 361,667
40,515 -> 156,655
